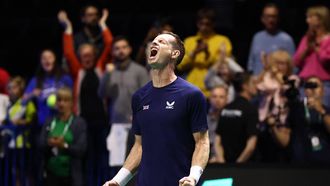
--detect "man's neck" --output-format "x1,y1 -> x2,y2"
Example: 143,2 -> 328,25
209,107 -> 221,115
266,28 -> 279,35
200,31 -> 214,39
150,65 -> 177,88
115,59 -> 131,70
84,26 -> 99,39
58,112 -> 72,122
240,91 -> 251,101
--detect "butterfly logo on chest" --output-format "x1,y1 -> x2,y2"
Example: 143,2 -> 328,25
165,101 -> 175,109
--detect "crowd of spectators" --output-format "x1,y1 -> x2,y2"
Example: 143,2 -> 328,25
1,3 -> 330,186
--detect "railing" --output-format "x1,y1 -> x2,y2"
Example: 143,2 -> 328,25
0,124 -> 34,186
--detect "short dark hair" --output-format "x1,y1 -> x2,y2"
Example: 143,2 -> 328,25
162,32 -> 185,66
80,4 -> 99,17
112,35 -> 131,47
197,8 -> 216,23
232,72 -> 252,93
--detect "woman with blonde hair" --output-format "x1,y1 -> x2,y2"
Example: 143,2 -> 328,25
256,49 -> 296,162
294,5 -> 330,107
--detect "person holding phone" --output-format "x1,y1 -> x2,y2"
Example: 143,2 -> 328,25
288,76 -> 330,164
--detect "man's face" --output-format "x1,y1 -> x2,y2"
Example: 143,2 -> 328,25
210,87 -> 227,110
197,18 -> 214,35
82,6 -> 99,26
56,95 -> 72,114
304,77 -> 323,100
148,34 -> 176,69
112,40 -> 132,62
261,7 -> 279,31
41,50 -> 56,73
246,76 -> 258,96
79,45 -> 96,70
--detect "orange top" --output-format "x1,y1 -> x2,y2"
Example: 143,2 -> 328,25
63,28 -> 113,114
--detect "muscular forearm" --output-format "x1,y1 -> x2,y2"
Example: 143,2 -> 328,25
123,141 -> 142,173
179,131 -> 209,185
108,136 -> 141,186
192,131 -> 210,169
236,136 -> 257,163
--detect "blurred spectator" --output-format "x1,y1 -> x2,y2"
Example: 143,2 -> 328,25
23,49 -> 73,126
58,9 -> 112,186
4,76 -> 36,149
208,85 -> 228,163
7,77 -> 36,127
247,3 -> 295,75
214,72 -> 258,163
135,17 -> 174,66
177,8 -> 232,97
22,49 -> 72,185
74,5 -> 104,57
205,54 -> 243,103
99,36 -> 149,176
288,77 -> 330,165
0,77 -> 36,185
0,68 -> 10,95
0,68 -> 10,125
256,50 -> 294,162
0,95 -> 9,125
294,5 -> 330,107
40,87 -> 87,186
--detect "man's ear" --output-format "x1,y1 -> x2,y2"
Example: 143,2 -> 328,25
171,50 -> 180,60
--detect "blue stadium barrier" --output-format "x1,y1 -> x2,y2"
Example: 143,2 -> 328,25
0,124 -> 32,186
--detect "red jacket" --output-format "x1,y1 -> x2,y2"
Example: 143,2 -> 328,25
63,28 -> 113,114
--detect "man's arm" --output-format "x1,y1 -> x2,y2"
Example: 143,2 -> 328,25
236,135 -> 257,163
122,135 -> 142,172
58,10 -> 81,78
179,130 -> 210,186
213,135 -> 225,163
96,9 -> 113,71
103,135 -> 142,186
192,130 -> 210,169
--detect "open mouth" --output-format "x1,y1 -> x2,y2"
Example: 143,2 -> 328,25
150,49 -> 158,57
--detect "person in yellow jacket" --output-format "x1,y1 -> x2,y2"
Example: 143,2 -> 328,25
177,8 -> 232,97
6,76 -> 36,149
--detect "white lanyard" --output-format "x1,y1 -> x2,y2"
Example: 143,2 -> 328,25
50,115 -> 74,136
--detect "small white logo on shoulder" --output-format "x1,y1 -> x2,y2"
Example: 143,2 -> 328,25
143,105 -> 149,110
166,101 -> 175,109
